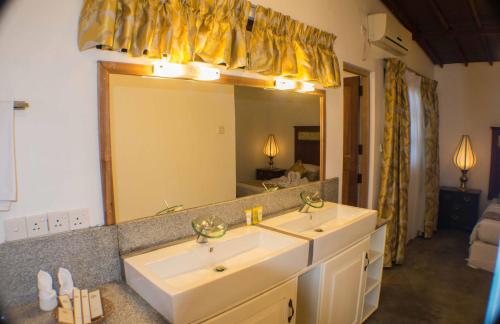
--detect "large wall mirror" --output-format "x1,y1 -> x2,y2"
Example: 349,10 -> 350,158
99,62 -> 326,224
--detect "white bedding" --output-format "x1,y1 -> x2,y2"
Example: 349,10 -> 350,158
469,202 -> 500,272
469,241 -> 498,272
267,171 -> 309,188
236,181 -> 265,197
471,219 -> 500,246
470,202 -> 500,246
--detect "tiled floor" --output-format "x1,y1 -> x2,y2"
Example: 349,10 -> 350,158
366,229 -> 493,324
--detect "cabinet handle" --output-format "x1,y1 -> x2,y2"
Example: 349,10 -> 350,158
288,299 -> 295,323
364,252 -> 370,271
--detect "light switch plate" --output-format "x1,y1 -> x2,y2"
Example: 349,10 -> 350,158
48,211 -> 70,233
69,208 -> 90,230
26,214 -> 49,237
4,217 -> 28,241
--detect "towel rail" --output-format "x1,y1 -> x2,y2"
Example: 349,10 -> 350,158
13,101 -> 29,110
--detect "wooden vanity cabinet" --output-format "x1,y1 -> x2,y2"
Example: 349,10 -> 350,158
296,224 -> 386,324
204,278 -> 297,324
297,237 -> 370,324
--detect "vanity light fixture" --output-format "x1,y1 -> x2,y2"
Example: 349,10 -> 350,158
152,61 -> 186,78
274,77 -> 296,90
193,65 -> 221,81
152,61 -> 221,81
274,78 -> 315,92
298,81 -> 315,93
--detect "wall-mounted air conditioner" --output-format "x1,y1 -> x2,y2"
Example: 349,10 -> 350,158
368,13 -> 411,56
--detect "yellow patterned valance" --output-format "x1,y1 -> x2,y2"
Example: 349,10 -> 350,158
78,0 -> 341,87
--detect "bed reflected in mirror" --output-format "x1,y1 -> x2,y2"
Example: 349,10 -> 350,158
104,66 -> 325,223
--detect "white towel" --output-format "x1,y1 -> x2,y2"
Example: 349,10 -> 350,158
0,101 -> 16,211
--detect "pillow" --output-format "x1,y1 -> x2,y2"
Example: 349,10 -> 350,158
303,163 -> 320,173
288,160 -> 307,175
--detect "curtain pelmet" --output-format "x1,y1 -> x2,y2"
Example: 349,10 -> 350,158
421,78 -> 440,239
78,0 -> 250,66
78,0 -> 340,87
247,6 -> 341,87
378,58 -> 410,267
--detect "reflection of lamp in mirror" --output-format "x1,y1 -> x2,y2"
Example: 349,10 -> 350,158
453,135 -> 477,191
263,135 -> 279,169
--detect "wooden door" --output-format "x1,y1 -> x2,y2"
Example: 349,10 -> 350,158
205,279 -> 297,324
343,77 -> 361,206
318,237 -> 370,324
488,127 -> 500,200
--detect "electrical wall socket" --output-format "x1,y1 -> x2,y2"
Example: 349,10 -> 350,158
69,208 -> 90,230
4,218 -> 28,241
48,211 -> 70,233
26,214 -> 49,237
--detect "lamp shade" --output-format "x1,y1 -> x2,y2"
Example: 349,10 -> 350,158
453,135 -> 477,171
263,135 -> 279,158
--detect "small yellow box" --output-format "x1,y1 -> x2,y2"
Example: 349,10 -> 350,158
252,206 -> 263,224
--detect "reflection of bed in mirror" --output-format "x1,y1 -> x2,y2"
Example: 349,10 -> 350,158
236,126 -> 321,197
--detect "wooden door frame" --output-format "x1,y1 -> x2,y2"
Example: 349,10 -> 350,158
343,63 -> 370,208
98,61 -> 326,225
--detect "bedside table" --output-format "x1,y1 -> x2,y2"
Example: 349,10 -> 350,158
438,186 -> 481,231
256,168 -> 286,180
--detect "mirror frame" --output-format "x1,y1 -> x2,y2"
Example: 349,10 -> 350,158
98,61 -> 327,225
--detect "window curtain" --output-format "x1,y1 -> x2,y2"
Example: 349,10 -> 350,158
406,70 -> 425,243
421,78 -> 440,238
378,58 -> 410,267
77,0 -> 341,87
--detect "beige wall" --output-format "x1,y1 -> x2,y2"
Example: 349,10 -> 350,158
0,0 -> 434,242
235,87 -> 320,181
435,63 -> 500,213
110,75 -> 236,222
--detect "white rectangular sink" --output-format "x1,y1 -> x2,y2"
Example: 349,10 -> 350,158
124,226 -> 309,323
259,202 -> 377,264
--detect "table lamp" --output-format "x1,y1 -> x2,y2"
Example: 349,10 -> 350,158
453,135 -> 477,191
263,134 -> 279,169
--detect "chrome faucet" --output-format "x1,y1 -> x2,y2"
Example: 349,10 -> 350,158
191,215 -> 227,244
299,191 -> 325,213
298,204 -> 312,213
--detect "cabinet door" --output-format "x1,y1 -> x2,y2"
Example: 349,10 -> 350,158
204,278 -> 297,324
318,238 -> 370,324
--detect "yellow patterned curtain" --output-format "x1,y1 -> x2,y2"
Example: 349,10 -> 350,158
78,0 -> 340,87
78,0 -> 251,68
247,5 -> 340,87
378,58 -> 410,267
421,78 -> 439,239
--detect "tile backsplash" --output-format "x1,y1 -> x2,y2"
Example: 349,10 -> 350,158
0,226 -> 121,308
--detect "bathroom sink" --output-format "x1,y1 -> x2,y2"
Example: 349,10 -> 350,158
259,202 -> 377,264
124,226 -> 309,323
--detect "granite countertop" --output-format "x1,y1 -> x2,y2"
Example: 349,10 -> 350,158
2,282 -> 168,324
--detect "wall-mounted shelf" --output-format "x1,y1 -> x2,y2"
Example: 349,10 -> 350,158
365,277 -> 380,295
